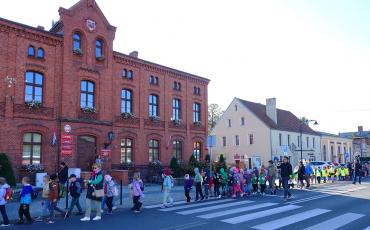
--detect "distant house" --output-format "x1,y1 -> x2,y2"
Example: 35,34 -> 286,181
211,98 -> 320,168
339,126 -> 370,158
319,132 -> 353,164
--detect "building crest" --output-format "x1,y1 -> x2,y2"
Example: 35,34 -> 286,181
86,19 -> 96,32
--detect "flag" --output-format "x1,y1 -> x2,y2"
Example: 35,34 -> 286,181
51,129 -> 57,146
166,135 -> 172,149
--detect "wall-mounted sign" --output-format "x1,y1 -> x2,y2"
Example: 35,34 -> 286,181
86,19 -> 96,32
61,134 -> 73,156
64,124 -> 72,133
101,149 -> 111,158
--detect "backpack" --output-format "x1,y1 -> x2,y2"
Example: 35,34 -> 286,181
58,183 -> 66,198
4,187 -> 13,201
31,189 -> 39,200
111,184 -> 119,197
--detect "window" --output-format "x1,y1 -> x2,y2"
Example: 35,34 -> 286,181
172,140 -> 182,160
95,39 -> 103,58
313,138 -> 315,148
338,146 -> 341,154
235,135 -> 240,146
279,133 -> 282,146
149,139 -> 159,162
331,145 -> 334,161
173,81 -> 181,91
323,145 -> 327,161
287,134 -> 291,145
127,70 -> 133,79
193,87 -> 200,95
249,134 -> 254,145
120,138 -> 133,163
25,71 -> 43,103
193,142 -> 202,161
122,68 -> 127,78
149,94 -> 159,117
172,98 -> 181,120
28,45 -> 35,57
80,80 -> 95,108
150,75 -> 159,85
22,133 -> 42,165
306,137 -> 309,148
234,105 -> 238,111
298,136 -> 300,147
222,136 -> 226,147
241,117 -> 245,126
121,89 -> 132,113
193,103 -> 201,123
228,119 -> 231,127
37,48 -> 44,59
73,33 -> 81,50
344,146 -> 347,154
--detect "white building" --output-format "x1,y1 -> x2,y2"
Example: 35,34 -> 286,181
211,98 -> 321,168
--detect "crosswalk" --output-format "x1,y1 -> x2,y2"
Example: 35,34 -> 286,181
306,183 -> 366,196
147,198 -> 369,229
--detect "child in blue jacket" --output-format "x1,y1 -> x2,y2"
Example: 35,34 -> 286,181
184,174 -> 192,203
17,177 -> 33,225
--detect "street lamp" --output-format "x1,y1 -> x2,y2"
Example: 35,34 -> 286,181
299,119 -> 319,162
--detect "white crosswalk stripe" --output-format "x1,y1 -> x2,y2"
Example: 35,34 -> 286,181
303,213 -> 365,230
176,200 -> 253,215
364,226 -> 370,230
252,208 -> 331,230
197,202 -> 278,219
159,199 -> 234,212
144,197 -> 219,209
221,205 -> 302,224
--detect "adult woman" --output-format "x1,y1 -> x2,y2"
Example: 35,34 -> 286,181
297,161 -> 306,189
81,163 -> 104,221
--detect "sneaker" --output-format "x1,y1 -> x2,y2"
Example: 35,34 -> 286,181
218,195 -> 222,198
80,217 -> 91,221
48,221 -> 54,224
0,224 -> 10,227
287,194 -> 293,200
134,210 -> 141,213
112,206 -> 117,210
34,216 -> 43,222
92,216 -> 101,221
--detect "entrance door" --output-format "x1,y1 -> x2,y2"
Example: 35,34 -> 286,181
77,135 -> 96,171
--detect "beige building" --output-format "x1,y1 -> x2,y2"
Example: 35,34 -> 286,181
211,98 -> 321,168
320,132 -> 353,163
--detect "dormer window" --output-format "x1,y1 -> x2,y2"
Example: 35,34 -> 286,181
95,39 -> 103,58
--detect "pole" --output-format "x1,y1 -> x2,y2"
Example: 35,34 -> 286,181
65,180 -> 69,209
120,179 -> 123,205
300,124 -> 303,162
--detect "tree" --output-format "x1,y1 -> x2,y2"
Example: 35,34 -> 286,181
0,153 -> 16,186
169,157 -> 181,178
208,103 -> 223,133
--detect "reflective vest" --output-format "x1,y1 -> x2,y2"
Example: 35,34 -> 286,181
335,168 -> 340,176
340,168 -> 345,176
321,169 -> 327,177
315,169 -> 321,177
344,168 -> 349,176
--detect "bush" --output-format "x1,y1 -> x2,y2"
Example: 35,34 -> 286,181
0,153 -> 16,186
169,157 -> 181,178
214,154 -> 227,173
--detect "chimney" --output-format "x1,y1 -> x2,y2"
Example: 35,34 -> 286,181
129,51 -> 138,58
37,25 -> 45,30
358,126 -> 363,132
266,98 -> 277,124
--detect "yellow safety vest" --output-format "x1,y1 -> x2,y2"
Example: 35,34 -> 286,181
340,168 -> 345,176
321,169 -> 327,177
344,168 -> 349,176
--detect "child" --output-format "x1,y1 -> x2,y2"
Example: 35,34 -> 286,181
162,168 -> 174,208
104,175 -> 117,214
0,177 -> 10,227
220,168 -> 228,197
243,169 -> 252,196
35,175 -> 50,222
66,174 -> 83,217
251,172 -> 258,194
288,176 -> 294,189
212,172 -> 221,198
316,167 -> 321,184
232,167 -> 244,198
184,174 -> 192,203
17,176 -> 33,225
259,170 -> 267,195
131,173 -> 144,213
48,174 -> 66,224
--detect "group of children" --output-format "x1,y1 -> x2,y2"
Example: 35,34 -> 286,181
0,170 -> 120,226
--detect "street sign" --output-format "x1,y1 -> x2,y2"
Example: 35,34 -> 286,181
61,134 -> 73,156
207,135 -> 216,148
282,145 -> 289,155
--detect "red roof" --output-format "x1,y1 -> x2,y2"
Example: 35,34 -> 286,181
237,98 -> 318,135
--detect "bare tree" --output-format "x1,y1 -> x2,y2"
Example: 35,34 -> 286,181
208,103 -> 223,133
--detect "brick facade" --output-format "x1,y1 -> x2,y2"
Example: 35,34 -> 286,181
0,0 -> 209,180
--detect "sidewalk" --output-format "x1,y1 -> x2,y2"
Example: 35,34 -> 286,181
4,184 -> 190,222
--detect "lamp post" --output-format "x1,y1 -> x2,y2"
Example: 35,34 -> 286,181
299,119 -> 318,162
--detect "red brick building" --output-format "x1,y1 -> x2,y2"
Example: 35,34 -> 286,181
0,0 -> 209,181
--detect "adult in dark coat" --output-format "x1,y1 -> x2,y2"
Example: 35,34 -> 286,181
353,159 -> 362,185
297,161 -> 306,188
58,162 -> 69,185
280,156 -> 293,201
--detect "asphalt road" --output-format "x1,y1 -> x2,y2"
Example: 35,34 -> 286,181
12,179 -> 370,230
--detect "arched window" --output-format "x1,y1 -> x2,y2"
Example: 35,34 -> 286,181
73,32 -> 81,50
173,140 -> 182,160
25,71 -> 43,103
95,39 -> 103,58
80,80 -> 95,108
172,98 -> 181,120
193,103 -> 201,123
22,133 -> 42,164
149,94 -> 158,117
37,48 -> 44,59
193,142 -> 202,161
122,68 -> 127,78
127,70 -> 133,79
121,89 -> 132,113
149,139 -> 159,162
28,45 -> 35,57
121,138 -> 133,163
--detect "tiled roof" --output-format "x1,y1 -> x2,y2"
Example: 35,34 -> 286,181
237,98 -> 318,135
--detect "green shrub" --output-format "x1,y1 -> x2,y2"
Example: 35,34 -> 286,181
169,157 -> 181,178
0,153 -> 16,186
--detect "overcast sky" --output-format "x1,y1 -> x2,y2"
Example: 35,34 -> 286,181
1,0 -> 369,134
